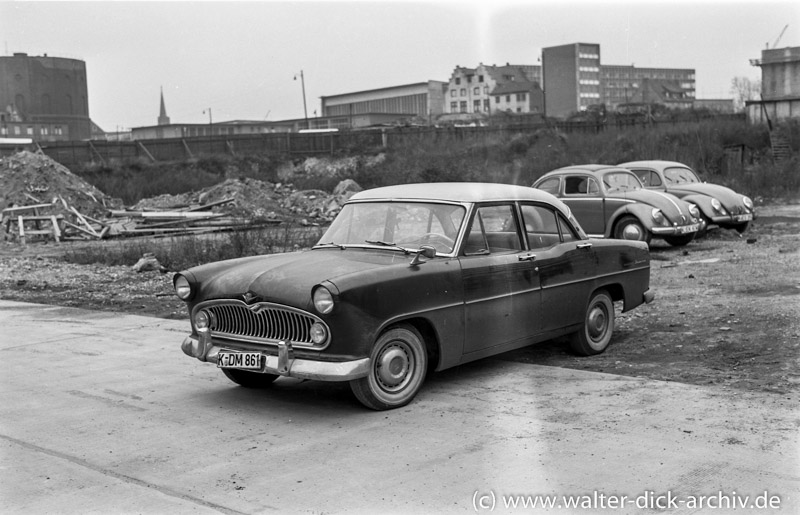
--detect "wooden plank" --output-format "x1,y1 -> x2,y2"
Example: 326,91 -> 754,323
70,207 -> 100,237
63,220 -> 100,239
185,197 -> 236,212
17,215 -> 25,243
2,204 -> 53,215
50,215 -> 62,242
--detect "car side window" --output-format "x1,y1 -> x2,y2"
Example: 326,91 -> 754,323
462,204 -> 522,255
557,214 -> 578,242
536,177 -> 560,195
521,204 -> 561,249
632,169 -> 662,187
564,176 -> 599,195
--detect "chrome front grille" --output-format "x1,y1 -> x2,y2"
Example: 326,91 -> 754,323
197,300 -> 328,348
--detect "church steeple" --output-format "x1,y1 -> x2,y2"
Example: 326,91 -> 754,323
158,87 -> 170,126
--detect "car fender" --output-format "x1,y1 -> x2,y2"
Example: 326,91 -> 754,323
604,202 -> 653,237
678,193 -> 715,219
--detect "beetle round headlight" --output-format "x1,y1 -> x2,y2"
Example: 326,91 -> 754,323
688,203 -> 700,218
309,322 -> 328,345
313,286 -> 334,314
174,274 -> 192,300
711,198 -> 723,212
651,208 -> 665,225
743,196 -> 754,210
194,310 -> 211,330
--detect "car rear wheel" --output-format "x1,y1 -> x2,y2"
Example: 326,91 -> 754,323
222,368 -> 279,388
350,324 -> 428,410
569,290 -> 614,356
613,216 -> 652,245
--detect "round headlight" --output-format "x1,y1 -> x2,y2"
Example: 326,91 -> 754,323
743,196 -> 754,210
711,198 -> 723,212
651,208 -> 665,225
194,310 -> 211,330
688,203 -> 700,218
313,286 -> 334,314
309,322 -> 328,345
174,275 -> 192,300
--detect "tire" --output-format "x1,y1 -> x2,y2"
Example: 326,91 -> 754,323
731,222 -> 750,234
663,233 -> 695,247
569,290 -> 615,356
696,214 -> 711,238
613,216 -> 652,245
222,368 -> 279,388
350,324 -> 428,410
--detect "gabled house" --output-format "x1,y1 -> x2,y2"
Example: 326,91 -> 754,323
443,63 -> 543,120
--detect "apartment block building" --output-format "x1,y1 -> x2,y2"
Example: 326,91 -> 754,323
542,43 -> 602,118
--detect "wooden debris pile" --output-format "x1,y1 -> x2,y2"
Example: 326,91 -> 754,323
105,197 -> 281,238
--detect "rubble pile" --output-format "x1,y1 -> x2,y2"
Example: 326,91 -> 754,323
1,151 -> 364,242
0,151 -> 121,217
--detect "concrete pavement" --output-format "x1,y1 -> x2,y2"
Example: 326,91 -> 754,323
0,299 -> 797,514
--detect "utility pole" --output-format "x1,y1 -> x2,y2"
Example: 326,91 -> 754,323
295,70 -> 309,129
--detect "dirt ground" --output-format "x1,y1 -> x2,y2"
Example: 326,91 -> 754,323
1,203 -> 798,397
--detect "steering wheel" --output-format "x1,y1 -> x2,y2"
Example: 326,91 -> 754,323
419,233 -> 455,252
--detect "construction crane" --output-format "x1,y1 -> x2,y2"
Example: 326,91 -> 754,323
769,24 -> 788,49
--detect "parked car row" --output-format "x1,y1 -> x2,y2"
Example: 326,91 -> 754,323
174,159 -> 754,410
533,160 -> 755,246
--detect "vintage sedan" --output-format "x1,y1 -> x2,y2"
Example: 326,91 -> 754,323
533,165 -> 702,246
618,160 -> 755,234
175,183 -> 654,410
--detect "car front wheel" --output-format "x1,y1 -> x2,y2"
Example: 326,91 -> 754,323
569,290 -> 614,356
222,368 -> 279,388
613,216 -> 652,245
350,324 -> 428,410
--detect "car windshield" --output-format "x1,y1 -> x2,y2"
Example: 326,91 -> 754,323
316,201 -> 467,254
603,171 -> 643,192
663,167 -> 700,184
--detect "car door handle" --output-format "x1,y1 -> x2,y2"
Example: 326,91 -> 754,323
576,242 -> 593,249
518,253 -> 536,262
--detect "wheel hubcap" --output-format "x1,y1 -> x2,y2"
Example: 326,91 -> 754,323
376,344 -> 410,389
587,306 -> 607,340
622,224 -> 643,240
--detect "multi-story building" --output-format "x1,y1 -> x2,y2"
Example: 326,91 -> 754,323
0,52 -> 92,141
542,43 -> 602,118
601,65 -> 695,109
443,63 -> 543,117
747,46 -> 800,124
542,42 -> 696,118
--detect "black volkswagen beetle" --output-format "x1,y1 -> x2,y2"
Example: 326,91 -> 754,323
175,183 -> 654,410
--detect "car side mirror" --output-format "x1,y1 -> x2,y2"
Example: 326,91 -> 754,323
409,245 -> 436,266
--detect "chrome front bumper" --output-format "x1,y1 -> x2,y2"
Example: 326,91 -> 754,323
650,222 -> 701,235
181,331 -> 370,382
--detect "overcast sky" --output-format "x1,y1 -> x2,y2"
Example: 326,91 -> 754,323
2,1 -> 798,131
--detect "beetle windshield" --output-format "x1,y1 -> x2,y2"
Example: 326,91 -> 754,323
318,201 -> 467,254
663,166 -> 700,185
603,171 -> 643,192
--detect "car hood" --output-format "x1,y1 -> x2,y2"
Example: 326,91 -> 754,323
185,249 -> 417,309
608,188 -> 691,218
667,183 -> 747,208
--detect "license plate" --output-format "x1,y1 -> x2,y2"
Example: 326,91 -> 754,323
218,351 -> 262,369
734,214 -> 753,222
678,223 -> 700,234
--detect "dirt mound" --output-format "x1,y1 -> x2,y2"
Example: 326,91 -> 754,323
0,151 -> 121,217
132,177 -> 362,223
